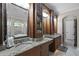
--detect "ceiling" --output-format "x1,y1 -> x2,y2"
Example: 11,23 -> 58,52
45,3 -> 79,15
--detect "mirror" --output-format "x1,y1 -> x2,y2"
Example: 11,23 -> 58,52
6,3 -> 29,38
42,5 -> 50,34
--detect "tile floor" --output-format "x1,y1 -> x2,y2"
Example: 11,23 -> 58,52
49,44 -> 79,56
50,46 -> 79,56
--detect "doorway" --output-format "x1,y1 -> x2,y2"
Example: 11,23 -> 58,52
63,16 -> 77,47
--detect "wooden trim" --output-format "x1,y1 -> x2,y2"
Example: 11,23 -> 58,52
49,10 -> 51,34
55,15 -> 58,33
10,3 -> 29,36
27,9 -> 29,36
33,3 -> 35,38
0,3 -> 2,45
62,18 -> 64,44
50,10 -> 54,34
56,16 -> 58,33
43,4 -> 50,11
2,3 -> 7,41
28,3 -> 33,38
28,3 -> 36,38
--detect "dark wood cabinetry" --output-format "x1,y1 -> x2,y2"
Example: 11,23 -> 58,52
40,41 -> 50,56
16,41 -> 51,56
17,46 -> 41,56
0,3 -> 7,45
42,5 -> 54,35
28,3 -> 43,38
0,3 -> 2,45
50,11 -> 54,34
49,36 -> 61,52
28,3 -> 55,37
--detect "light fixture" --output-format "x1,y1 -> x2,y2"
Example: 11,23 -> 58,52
43,12 -> 48,17
54,16 -> 57,23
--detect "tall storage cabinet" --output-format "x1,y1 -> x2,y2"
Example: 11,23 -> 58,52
28,3 -> 43,38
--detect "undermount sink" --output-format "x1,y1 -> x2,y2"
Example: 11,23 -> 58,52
14,41 -> 33,52
14,37 -> 33,49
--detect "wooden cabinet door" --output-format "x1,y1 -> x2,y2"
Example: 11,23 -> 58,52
55,36 -> 61,50
16,46 -> 41,56
49,40 -> 55,52
55,39 -> 59,49
49,36 -> 61,52
27,46 -> 41,56
56,36 -> 61,47
59,36 -> 61,46
40,42 -> 50,56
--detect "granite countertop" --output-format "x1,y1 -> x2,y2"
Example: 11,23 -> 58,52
0,37 -> 53,56
0,33 -> 61,56
43,33 -> 61,39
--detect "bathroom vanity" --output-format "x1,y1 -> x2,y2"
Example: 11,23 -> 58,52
16,34 -> 61,56
16,40 -> 51,56
0,37 -> 53,56
44,34 -> 61,52
49,36 -> 61,52
0,33 -> 61,56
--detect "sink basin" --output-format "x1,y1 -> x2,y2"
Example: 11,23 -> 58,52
15,44 -> 32,53
14,41 -> 33,52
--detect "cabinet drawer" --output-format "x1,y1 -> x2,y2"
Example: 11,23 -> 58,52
49,36 -> 61,52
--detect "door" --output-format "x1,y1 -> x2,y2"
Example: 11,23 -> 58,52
64,16 -> 77,47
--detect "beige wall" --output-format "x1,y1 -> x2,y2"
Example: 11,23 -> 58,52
57,9 -> 79,48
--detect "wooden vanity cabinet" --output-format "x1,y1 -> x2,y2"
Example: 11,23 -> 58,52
49,36 -> 61,52
16,41 -> 51,56
40,41 -> 51,56
16,46 -> 41,56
